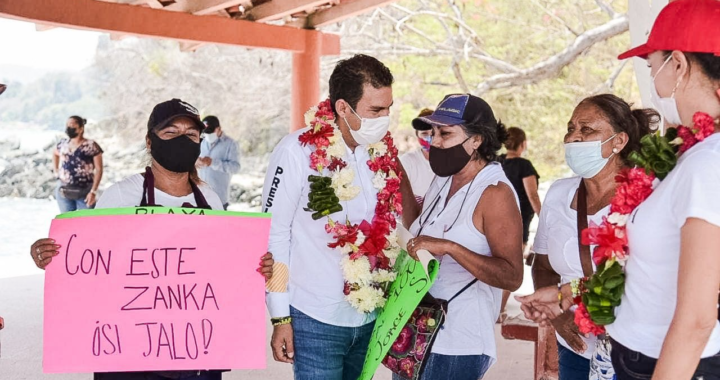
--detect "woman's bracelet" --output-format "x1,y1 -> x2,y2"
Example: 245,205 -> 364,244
557,283 -> 563,311
271,316 -> 292,326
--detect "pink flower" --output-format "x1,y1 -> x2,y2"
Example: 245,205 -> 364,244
582,218 -> 628,264
574,302 -> 605,336
610,168 -> 654,214
383,355 -> 399,371
391,326 -> 415,354
412,334 -> 428,361
692,112 -> 716,142
309,150 -> 330,171
399,357 -> 416,378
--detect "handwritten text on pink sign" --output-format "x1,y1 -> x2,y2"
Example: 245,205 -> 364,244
44,213 -> 270,373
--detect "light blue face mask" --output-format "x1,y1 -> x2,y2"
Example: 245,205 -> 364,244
564,134 -> 617,178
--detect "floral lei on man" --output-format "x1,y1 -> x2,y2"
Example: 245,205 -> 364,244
574,112 -> 718,335
298,99 -> 403,313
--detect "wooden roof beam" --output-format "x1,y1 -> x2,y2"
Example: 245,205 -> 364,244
164,0 -> 247,16
308,0 -> 394,28
245,0 -> 328,22
0,0 -> 340,54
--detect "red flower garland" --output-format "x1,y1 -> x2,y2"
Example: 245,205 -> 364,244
575,113 -> 717,334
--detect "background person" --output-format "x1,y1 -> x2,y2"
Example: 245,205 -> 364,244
517,94 -> 658,380
497,126 -> 541,323
400,108 -> 435,204
53,115 -> 103,212
197,115 -> 241,210
31,99 -> 274,380
400,94 -> 524,380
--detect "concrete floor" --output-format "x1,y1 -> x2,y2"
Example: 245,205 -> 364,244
0,274 -> 534,380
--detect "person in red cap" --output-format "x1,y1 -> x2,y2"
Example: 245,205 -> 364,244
605,0 -> 720,379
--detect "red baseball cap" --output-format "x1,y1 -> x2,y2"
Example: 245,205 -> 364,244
618,0 -> 720,60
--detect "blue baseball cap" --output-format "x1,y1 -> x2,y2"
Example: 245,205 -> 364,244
412,94 -> 497,131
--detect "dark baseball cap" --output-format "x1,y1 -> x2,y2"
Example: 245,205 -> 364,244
0,84 -> 6,96
147,99 -> 204,132
202,116 -> 220,134
412,94 -> 497,131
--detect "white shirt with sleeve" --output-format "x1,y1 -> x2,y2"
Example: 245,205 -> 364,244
96,173 -> 224,210
261,128 -> 383,327
533,176 -> 609,359
607,133 -> 720,359
399,149 -> 434,200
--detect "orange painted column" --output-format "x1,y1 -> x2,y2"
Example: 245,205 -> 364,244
290,31 -> 322,131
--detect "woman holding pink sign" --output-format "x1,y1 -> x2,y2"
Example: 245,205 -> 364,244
30,99 -> 274,380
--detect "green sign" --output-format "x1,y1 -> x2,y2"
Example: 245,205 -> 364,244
358,250 -> 439,380
54,207 -> 270,219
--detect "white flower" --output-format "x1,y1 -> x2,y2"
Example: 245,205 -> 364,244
369,142 -> 388,156
336,185 -> 361,200
340,243 -> 354,255
372,172 -> 387,190
386,228 -> 398,247
384,245 -> 401,260
332,168 -> 361,200
355,231 -> 367,246
607,212 -> 629,227
327,133 -> 346,158
372,269 -> 397,284
304,107 -> 318,126
341,256 -> 373,285
346,286 -> 386,313
669,137 -> 684,146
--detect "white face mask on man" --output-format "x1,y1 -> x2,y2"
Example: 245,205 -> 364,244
650,55 -> 683,126
343,105 -> 390,146
204,132 -> 219,144
564,134 -> 617,178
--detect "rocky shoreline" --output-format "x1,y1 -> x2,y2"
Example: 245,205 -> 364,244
0,137 -> 267,208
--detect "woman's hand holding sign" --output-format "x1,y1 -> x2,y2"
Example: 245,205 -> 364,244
31,238 -> 61,270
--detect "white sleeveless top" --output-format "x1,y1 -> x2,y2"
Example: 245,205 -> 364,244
410,163 -> 518,362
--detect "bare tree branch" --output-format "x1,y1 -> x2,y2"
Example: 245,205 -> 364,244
473,14 -> 628,95
594,0 -> 617,18
452,58 -> 470,93
530,0 -> 581,36
592,60 -> 628,93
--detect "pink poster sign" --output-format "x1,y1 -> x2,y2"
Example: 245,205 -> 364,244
44,213 -> 270,373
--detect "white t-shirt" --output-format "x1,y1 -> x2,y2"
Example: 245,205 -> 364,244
400,149 -> 434,200
607,133 -> 720,359
96,174 -> 224,210
533,176 -> 610,359
410,163 -> 518,363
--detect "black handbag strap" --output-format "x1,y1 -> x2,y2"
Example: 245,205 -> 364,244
448,279 -> 478,303
576,180 -> 594,277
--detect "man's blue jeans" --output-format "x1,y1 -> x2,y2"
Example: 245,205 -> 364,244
290,306 -> 374,380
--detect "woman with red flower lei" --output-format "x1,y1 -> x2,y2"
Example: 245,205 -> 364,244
520,1 -> 720,379
516,94 -> 657,380
603,1 -> 720,379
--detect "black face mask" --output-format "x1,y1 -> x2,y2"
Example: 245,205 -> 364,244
429,137 -> 472,177
66,127 -> 79,139
149,133 -> 201,173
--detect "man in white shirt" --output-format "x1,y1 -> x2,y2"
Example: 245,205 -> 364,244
262,54 -> 395,380
400,108 -> 435,204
